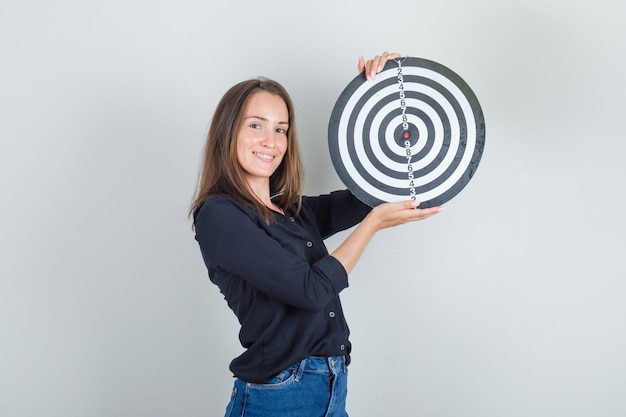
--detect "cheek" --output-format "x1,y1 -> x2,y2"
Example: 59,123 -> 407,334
279,137 -> 289,154
235,143 -> 244,164
235,135 -> 249,159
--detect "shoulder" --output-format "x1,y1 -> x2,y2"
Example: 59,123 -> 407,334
194,196 -> 256,229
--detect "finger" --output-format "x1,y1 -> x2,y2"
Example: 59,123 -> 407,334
376,51 -> 391,73
389,199 -> 422,212
379,52 -> 402,72
363,57 -> 376,80
370,55 -> 382,79
367,52 -> 402,80
403,201 -> 443,219
363,55 -> 380,80
357,55 -> 366,73
412,206 -> 444,220
389,205 -> 441,227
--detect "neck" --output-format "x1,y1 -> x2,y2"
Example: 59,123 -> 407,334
246,177 -> 281,213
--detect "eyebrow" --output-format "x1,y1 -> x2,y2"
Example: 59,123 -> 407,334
245,116 -> 289,125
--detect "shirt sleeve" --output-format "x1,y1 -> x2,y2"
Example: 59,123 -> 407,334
194,198 -> 348,312
304,190 -> 372,239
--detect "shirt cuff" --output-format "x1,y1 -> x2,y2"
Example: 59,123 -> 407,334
315,255 -> 349,294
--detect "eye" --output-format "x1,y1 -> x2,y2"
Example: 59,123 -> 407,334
276,127 -> 287,135
250,123 -> 261,129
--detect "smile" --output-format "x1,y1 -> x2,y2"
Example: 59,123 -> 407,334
253,152 -> 275,161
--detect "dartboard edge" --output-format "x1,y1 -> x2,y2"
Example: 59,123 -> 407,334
328,56 -> 486,208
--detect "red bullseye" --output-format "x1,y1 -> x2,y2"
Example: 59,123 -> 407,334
403,131 -> 410,139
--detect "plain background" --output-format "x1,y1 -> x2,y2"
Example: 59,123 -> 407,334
1,0 -> 625,416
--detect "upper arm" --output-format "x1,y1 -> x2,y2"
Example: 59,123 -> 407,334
305,190 -> 372,238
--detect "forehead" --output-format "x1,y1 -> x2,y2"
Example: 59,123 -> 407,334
243,91 -> 288,118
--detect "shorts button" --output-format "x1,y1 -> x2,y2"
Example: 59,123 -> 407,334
306,241 -> 313,248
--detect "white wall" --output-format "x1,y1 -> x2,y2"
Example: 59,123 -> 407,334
1,0 -> 625,416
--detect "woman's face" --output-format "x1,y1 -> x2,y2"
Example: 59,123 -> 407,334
236,91 -> 289,187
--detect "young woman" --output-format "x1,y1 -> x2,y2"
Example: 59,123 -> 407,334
190,52 -> 442,417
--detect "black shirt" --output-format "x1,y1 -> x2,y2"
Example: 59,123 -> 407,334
194,190 -> 371,383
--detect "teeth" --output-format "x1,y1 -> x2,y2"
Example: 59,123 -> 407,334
254,152 -> 274,161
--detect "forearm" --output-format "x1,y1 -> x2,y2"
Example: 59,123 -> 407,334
330,214 -> 378,275
329,200 -> 442,275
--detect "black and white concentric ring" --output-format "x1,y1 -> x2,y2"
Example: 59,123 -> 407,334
328,57 -> 485,207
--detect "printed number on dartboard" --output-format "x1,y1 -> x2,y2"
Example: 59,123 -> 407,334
397,62 -> 416,200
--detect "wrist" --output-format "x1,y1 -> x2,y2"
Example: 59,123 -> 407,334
360,211 -> 381,235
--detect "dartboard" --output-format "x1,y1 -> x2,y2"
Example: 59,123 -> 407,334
328,56 -> 485,208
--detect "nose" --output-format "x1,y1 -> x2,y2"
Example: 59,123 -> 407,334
261,130 -> 277,148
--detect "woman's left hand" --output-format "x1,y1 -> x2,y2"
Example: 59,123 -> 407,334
365,200 -> 442,231
357,51 -> 401,80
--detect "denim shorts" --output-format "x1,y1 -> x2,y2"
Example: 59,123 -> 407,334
223,356 -> 348,417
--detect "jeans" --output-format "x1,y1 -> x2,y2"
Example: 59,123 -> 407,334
223,356 -> 348,417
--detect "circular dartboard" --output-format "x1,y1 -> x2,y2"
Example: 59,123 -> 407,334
328,56 -> 485,208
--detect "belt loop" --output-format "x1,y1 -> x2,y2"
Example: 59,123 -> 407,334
327,356 -> 339,375
294,358 -> 307,382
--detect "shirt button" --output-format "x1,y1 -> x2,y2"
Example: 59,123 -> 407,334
340,344 -> 345,351
290,217 -> 295,222
329,311 -> 335,318
306,241 -> 313,248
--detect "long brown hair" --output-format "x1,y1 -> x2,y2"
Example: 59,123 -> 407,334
189,78 -> 303,223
